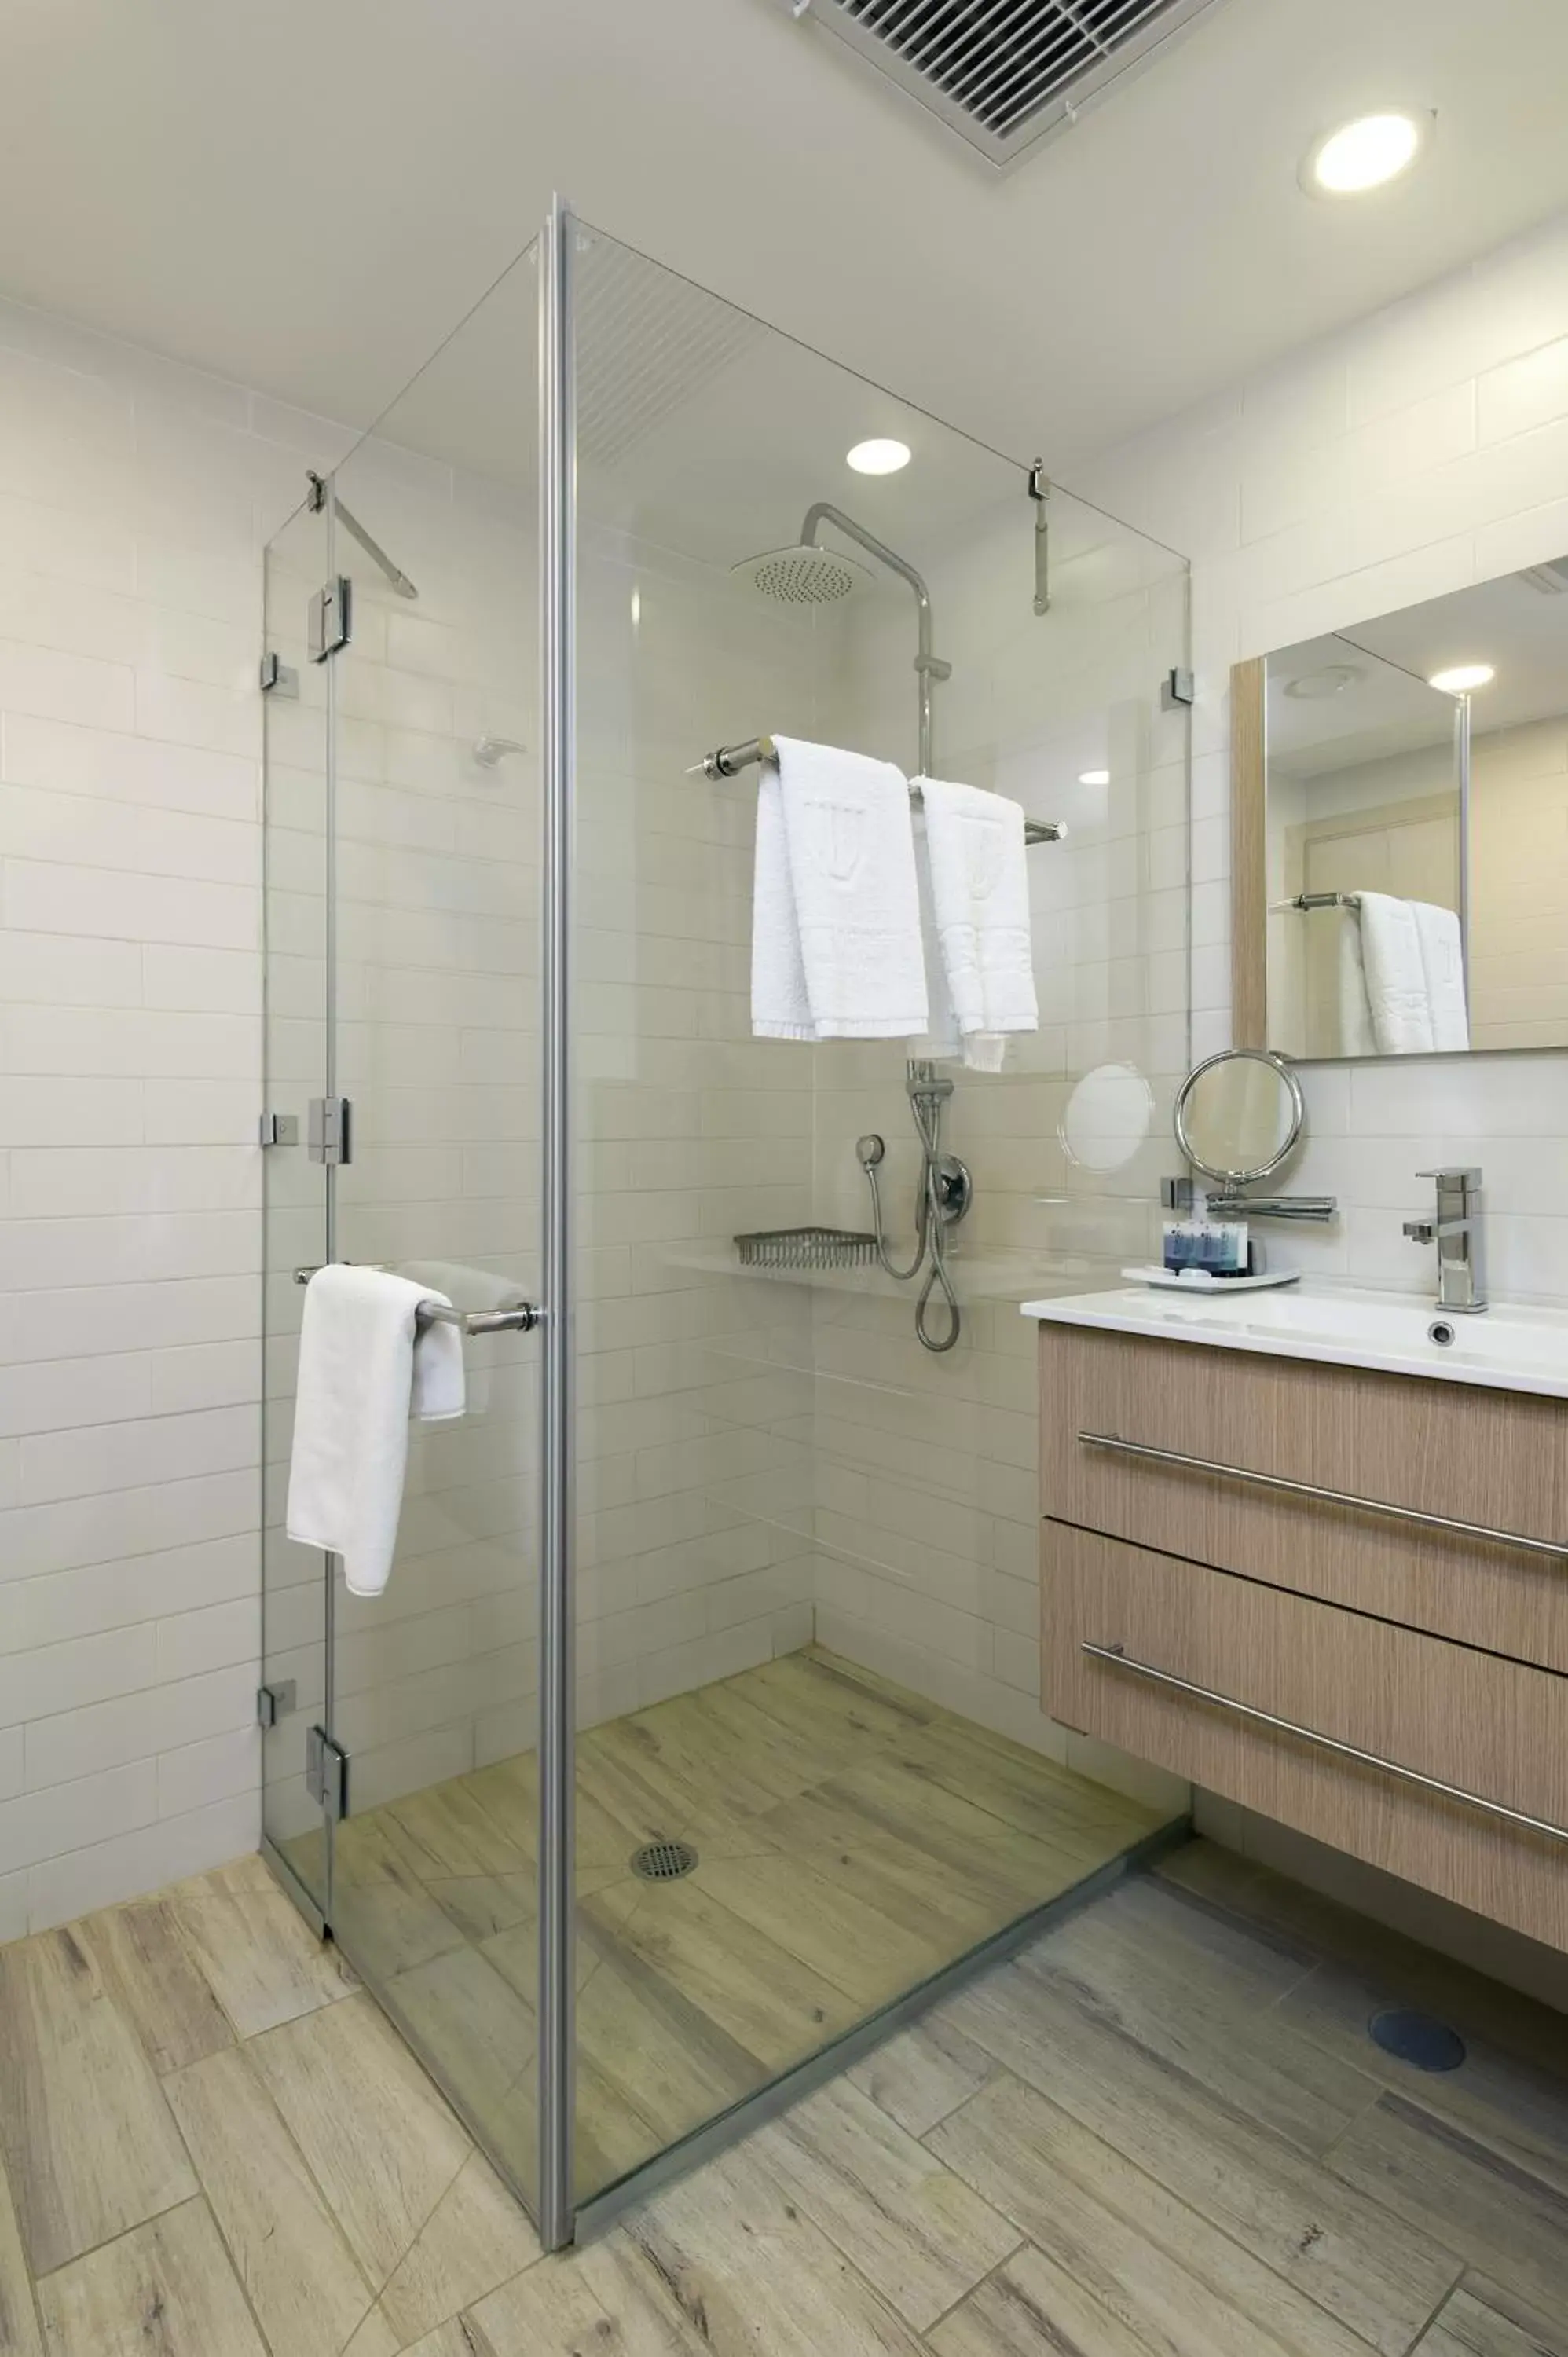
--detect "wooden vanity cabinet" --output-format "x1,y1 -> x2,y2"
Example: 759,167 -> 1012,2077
1039,1325 -> 1568,1952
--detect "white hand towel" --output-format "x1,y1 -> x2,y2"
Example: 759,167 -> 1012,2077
1334,905 -> 1377,1057
1358,892 -> 1434,1054
916,775 -> 1038,1070
287,1265 -> 466,1599
1412,900 -> 1470,1051
751,735 -> 928,1040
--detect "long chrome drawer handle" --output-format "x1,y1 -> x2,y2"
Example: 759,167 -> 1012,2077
1081,1640 -> 1568,1847
1078,1431 -> 1564,1560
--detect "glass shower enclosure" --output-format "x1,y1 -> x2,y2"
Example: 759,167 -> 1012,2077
260,200 -> 1192,2249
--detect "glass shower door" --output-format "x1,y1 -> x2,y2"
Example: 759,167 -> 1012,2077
287,248 -> 548,2215
259,492 -> 333,1923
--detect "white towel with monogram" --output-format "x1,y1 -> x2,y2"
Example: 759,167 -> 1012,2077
751,735 -> 928,1040
915,775 -> 1038,1070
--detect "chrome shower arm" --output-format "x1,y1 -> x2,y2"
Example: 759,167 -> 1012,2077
799,500 -> 951,773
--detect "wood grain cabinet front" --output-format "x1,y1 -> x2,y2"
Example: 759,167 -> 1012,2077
1039,1322 -> 1568,1673
1042,1520 -> 1568,1953
1037,1321 -> 1568,1953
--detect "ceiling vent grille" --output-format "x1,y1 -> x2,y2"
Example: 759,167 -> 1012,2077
787,0 -> 1227,167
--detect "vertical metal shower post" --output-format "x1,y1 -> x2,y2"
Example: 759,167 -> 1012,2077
1456,689 -> 1473,1021
321,477 -> 341,1934
537,193 -> 578,2251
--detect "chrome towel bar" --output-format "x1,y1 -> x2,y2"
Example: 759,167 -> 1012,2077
292,1264 -> 538,1335
1080,1640 -> 1568,1848
691,735 -> 1067,846
1078,1431 -> 1565,1560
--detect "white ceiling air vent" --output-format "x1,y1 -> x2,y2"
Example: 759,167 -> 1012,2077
784,0 -> 1228,169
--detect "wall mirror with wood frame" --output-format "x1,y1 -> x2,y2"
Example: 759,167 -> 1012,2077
1232,560 -> 1568,1059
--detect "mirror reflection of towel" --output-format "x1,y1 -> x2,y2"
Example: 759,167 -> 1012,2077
1358,893 -> 1469,1054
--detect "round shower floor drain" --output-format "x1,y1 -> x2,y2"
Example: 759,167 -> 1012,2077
630,1840 -> 698,1882
1368,2007 -> 1467,2073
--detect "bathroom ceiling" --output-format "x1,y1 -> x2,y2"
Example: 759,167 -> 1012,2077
3,0 -> 1568,471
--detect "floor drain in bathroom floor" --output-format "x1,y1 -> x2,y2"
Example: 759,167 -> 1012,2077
630,1840 -> 698,1882
1367,2007 -> 1467,2072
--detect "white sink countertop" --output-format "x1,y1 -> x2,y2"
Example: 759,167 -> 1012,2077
1020,1281 -> 1568,1401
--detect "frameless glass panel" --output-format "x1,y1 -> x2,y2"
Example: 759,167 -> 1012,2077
309,245 -> 545,2212
260,493 -> 332,1916
567,222 -> 1191,2209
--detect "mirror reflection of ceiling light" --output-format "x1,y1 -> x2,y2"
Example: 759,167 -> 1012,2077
1078,768 -> 1110,786
1302,110 -> 1429,196
1284,663 -> 1362,699
1427,662 -> 1495,694
846,438 -> 911,475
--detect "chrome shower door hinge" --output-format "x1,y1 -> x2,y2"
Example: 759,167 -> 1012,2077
259,651 -> 299,697
256,1680 -> 297,1729
307,1096 -> 353,1165
258,1111 -> 299,1148
308,575 -> 353,662
1163,666 -> 1196,708
306,1725 -> 350,1822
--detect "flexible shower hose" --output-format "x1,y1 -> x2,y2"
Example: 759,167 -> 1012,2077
861,1087 -> 962,1354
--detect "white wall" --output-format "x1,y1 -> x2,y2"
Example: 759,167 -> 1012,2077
0,297 -> 358,1934
1078,204 -> 1568,1307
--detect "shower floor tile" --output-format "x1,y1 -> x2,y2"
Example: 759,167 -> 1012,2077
324,1645 -> 1173,2201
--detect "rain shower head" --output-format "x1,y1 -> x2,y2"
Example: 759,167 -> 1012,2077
731,544 -> 874,605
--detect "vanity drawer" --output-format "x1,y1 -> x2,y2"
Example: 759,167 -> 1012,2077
1042,1523 -> 1568,1953
1040,1323 -> 1568,1672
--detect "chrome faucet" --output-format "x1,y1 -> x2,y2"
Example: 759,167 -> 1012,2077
1402,1168 -> 1486,1314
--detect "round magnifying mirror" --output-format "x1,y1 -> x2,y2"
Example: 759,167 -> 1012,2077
1174,1047 -> 1303,1187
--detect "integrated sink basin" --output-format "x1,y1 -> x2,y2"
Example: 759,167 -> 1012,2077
1020,1282 -> 1568,1400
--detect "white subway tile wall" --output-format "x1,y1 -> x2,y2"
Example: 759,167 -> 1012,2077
1076,203 -> 1568,1307
802,499 -> 1192,1802
0,293 -> 357,1934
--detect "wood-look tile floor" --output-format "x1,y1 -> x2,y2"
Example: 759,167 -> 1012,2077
302,1646 -> 1171,2200
2,1836 -> 1568,2353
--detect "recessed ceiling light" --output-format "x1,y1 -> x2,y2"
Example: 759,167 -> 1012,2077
1284,663 -> 1363,700
1078,768 -> 1110,786
1428,662 -> 1495,694
1302,110 -> 1428,196
846,438 -> 910,475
